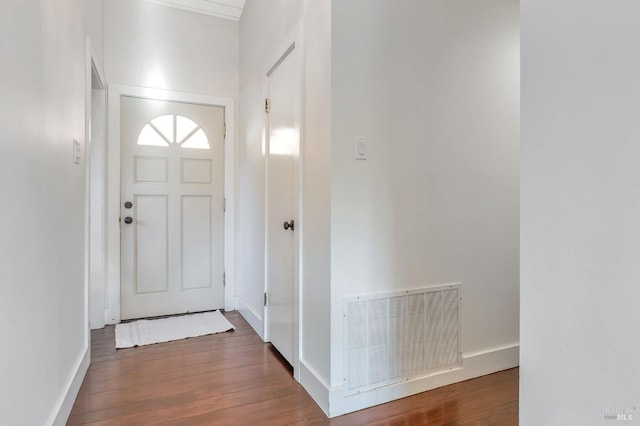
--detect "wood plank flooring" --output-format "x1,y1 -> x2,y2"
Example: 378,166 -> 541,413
68,311 -> 518,425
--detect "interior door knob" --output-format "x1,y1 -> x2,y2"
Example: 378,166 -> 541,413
283,220 -> 294,231
123,217 -> 133,224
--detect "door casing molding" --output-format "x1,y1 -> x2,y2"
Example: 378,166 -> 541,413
106,84 -> 236,324
86,37 -> 107,330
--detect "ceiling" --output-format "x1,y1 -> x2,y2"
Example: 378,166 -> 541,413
139,0 -> 246,21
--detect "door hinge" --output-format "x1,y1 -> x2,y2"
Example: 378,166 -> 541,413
223,272 -> 226,286
264,292 -> 269,306
223,198 -> 226,212
265,98 -> 270,113
223,123 -> 226,138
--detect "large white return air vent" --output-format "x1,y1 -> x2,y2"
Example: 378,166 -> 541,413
343,284 -> 461,393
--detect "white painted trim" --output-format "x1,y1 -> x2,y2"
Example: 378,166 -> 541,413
262,23 -> 304,380
327,344 -> 519,417
84,39 -> 92,341
105,83 -> 122,323
223,98 -> 237,313
295,22 -> 306,384
138,0 -> 244,21
106,84 -> 236,324
88,40 -> 106,90
49,347 -> 90,426
300,360 -> 330,417
236,296 -> 264,340
86,37 -> 108,330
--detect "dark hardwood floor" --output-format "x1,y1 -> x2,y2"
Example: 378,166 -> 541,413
68,311 -> 518,425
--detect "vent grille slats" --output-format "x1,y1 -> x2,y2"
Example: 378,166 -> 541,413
344,285 -> 461,393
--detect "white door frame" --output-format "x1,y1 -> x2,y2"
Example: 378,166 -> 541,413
263,24 -> 304,380
106,85 -> 236,324
85,38 -> 107,331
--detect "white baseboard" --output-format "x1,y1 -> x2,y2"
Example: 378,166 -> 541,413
49,345 -> 90,426
236,297 -> 264,340
299,360 -> 330,416
327,343 -> 519,417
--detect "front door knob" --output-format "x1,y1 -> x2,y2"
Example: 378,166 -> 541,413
283,220 -> 294,231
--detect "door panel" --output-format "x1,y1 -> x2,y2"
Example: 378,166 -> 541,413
120,96 -> 225,320
135,195 -> 168,294
135,156 -> 168,183
266,44 -> 300,365
181,195 -> 213,289
181,159 -> 212,183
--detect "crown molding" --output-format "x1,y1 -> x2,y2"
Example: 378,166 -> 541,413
139,0 -> 245,21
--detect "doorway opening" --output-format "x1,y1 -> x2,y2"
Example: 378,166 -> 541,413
106,86 -> 236,324
119,97 -> 226,320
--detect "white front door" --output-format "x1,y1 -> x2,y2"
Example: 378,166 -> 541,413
265,43 -> 300,365
120,96 -> 225,320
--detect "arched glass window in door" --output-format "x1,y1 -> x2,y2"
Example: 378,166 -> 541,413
137,114 -> 210,149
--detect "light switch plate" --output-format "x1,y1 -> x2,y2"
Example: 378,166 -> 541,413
73,139 -> 81,164
354,136 -> 367,160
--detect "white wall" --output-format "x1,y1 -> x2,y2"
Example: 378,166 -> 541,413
104,0 -> 238,98
85,0 -> 104,64
521,1 -> 640,424
238,0 -> 332,398
240,0 -> 518,416
299,0 -> 332,395
0,0 -> 89,424
331,0 -> 520,403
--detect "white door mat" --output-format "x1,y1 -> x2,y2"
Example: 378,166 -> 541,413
115,310 -> 234,349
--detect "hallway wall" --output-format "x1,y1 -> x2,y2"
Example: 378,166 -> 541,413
238,0 -> 332,406
0,0 -> 89,424
85,0 -> 104,65
104,0 -> 238,98
330,0 -> 520,413
239,0 -> 518,417
521,0 -> 640,423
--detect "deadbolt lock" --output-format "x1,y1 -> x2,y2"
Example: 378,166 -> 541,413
283,220 -> 294,231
